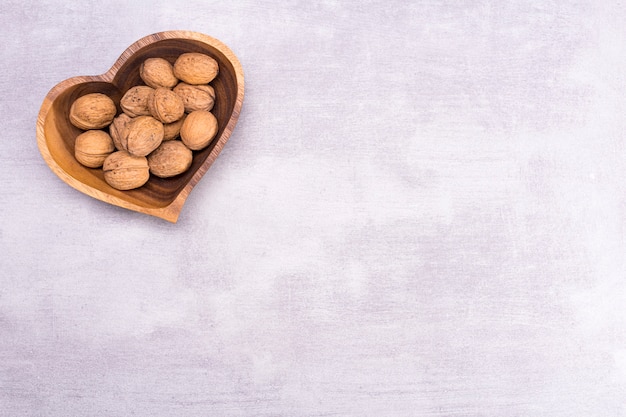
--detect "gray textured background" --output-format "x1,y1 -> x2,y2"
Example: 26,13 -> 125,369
2,1 -> 626,416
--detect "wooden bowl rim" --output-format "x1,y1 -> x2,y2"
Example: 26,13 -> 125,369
36,30 -> 244,223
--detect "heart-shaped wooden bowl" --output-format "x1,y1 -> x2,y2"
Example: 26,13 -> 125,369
36,31 -> 244,223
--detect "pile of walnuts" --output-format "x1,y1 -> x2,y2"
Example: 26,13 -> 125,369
69,52 -> 219,190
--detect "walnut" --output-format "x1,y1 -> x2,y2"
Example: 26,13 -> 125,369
147,140 -> 193,178
173,53 -> 219,85
180,110 -> 218,151
120,86 -> 154,117
147,87 -> 185,124
69,93 -> 117,130
109,113 -> 132,151
103,150 -> 149,190
139,57 -> 178,89
125,115 -> 164,157
68,52 -> 226,194
173,82 -> 215,112
163,113 -> 187,141
74,130 -> 115,168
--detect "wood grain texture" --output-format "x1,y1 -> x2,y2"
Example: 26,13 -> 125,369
36,31 -> 245,223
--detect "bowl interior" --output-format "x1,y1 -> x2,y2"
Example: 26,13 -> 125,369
43,37 -> 239,209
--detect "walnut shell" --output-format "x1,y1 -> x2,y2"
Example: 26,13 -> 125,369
120,86 -> 154,117
147,88 -> 185,124
180,110 -> 218,151
163,113 -> 187,141
173,82 -> 215,112
103,151 -> 149,190
74,130 -> 115,168
69,93 -> 117,130
139,58 -> 178,89
126,115 -> 164,157
147,140 -> 193,178
173,53 -> 219,85
109,113 -> 132,151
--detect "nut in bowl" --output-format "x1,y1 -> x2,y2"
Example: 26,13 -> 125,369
36,31 -> 244,223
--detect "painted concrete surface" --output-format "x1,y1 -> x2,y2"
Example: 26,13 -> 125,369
2,1 -> 626,416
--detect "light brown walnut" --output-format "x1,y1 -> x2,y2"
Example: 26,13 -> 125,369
163,113 -> 187,141
103,151 -> 150,190
173,53 -> 219,85
173,82 -> 215,113
147,140 -> 193,178
139,57 -> 178,89
125,115 -> 164,157
180,110 -> 218,151
74,130 -> 115,168
147,88 -> 185,124
109,113 -> 132,151
120,86 -> 154,117
69,93 -> 117,130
